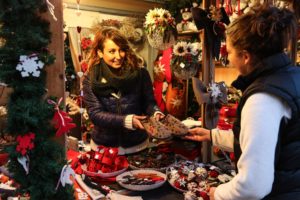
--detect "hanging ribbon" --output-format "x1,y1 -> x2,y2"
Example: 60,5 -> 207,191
46,0 -> 57,21
237,0 -> 241,16
56,164 -> 75,190
17,155 -> 30,174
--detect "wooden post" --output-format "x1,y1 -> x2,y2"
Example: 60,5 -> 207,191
200,0 -> 214,163
42,0 -> 66,147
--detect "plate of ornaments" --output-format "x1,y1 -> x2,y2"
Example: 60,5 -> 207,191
166,160 -> 236,199
127,144 -> 176,172
116,169 -> 167,191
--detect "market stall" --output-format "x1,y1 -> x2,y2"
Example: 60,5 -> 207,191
0,0 -> 299,199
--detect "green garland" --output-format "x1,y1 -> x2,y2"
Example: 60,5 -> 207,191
0,1 -> 73,199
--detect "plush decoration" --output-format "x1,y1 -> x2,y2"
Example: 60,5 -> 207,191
176,8 -> 198,33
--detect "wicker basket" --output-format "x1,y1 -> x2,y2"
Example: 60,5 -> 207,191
147,29 -> 175,50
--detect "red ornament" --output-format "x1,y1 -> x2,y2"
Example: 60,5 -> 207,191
48,98 -> 76,137
53,110 -> 76,137
16,132 -> 35,155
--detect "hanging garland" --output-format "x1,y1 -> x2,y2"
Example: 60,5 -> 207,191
0,1 -> 74,199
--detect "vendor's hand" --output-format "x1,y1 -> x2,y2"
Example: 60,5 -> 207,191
209,187 -> 216,200
184,127 -> 211,142
154,112 -> 165,121
132,115 -> 147,130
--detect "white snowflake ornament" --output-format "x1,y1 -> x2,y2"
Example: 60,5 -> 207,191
209,82 -> 221,99
16,55 -> 44,77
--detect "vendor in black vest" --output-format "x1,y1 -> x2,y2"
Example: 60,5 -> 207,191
83,28 -> 163,155
185,4 -> 300,200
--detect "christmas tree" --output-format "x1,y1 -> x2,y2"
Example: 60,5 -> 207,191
0,0 -> 74,199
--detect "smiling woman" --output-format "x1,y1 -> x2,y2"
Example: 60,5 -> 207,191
82,27 -> 164,153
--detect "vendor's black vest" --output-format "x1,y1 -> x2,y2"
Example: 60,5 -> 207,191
232,54 -> 300,199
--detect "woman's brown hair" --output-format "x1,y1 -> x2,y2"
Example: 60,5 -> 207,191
226,4 -> 297,64
88,27 -> 141,71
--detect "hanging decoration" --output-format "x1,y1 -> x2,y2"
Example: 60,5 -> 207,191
16,55 -> 45,78
56,164 -> 75,190
17,155 -> 30,175
48,98 -> 76,137
144,8 -> 177,50
75,0 -> 81,16
192,78 -> 227,129
171,41 -> 201,80
46,0 -> 57,21
191,2 -> 229,60
16,133 -> 35,156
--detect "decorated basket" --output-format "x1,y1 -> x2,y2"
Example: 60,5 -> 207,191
172,62 -> 199,80
171,41 -> 201,80
144,8 -> 177,50
147,29 -> 176,50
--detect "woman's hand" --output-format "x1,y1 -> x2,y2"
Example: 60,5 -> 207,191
132,115 -> 147,130
153,112 -> 165,121
184,127 -> 211,142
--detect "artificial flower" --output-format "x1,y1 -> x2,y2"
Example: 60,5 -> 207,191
173,41 -> 187,56
144,8 -> 176,35
171,41 -> 201,79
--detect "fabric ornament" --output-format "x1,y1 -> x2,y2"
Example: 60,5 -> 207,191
17,155 -> 30,175
48,98 -> 76,137
192,78 -> 227,129
16,132 -> 35,155
16,54 -> 44,77
56,164 -> 75,190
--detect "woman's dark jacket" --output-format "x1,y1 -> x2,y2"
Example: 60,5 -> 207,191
82,65 -> 160,148
232,53 -> 300,199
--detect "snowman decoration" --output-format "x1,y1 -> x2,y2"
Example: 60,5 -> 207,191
176,8 -> 198,33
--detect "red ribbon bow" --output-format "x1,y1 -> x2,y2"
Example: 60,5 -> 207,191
48,98 -> 76,137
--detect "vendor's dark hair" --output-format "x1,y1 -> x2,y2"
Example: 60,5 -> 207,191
226,4 -> 297,64
88,27 -> 141,70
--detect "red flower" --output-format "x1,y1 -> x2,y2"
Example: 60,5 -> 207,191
81,60 -> 88,72
81,37 -> 92,50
